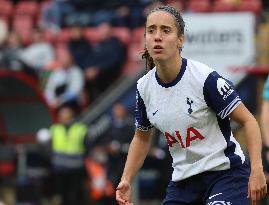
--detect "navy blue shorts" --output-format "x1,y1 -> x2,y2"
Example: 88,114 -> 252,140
162,162 -> 250,205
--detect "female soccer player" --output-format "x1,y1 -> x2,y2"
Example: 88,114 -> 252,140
116,5 -> 267,205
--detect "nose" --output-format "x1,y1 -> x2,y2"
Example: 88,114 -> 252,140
154,30 -> 162,42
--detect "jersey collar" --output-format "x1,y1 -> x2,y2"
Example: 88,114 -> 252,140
155,58 -> 187,88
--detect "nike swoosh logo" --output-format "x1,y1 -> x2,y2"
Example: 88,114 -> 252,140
208,193 -> 222,200
152,110 -> 158,116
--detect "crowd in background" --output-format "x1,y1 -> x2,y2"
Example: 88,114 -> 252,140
0,0 -> 267,112
0,0 -> 269,205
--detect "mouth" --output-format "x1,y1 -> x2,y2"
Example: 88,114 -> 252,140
153,45 -> 163,53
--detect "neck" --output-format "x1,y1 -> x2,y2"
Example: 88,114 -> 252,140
155,56 -> 182,83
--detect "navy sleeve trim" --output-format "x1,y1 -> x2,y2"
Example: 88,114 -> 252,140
136,124 -> 154,131
135,89 -> 153,131
218,96 -> 241,119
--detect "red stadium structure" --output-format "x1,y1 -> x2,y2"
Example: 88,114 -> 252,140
0,70 -> 56,144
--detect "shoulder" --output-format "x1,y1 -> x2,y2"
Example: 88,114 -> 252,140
137,68 -> 156,93
185,58 -> 215,88
186,58 -> 214,78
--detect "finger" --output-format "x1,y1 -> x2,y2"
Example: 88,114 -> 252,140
256,189 -> 261,201
117,183 -> 124,190
251,190 -> 257,205
116,191 -> 126,204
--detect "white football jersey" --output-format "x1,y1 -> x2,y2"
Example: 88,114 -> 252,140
135,58 -> 245,182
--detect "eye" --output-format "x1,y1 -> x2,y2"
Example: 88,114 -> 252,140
147,28 -> 154,34
163,29 -> 170,34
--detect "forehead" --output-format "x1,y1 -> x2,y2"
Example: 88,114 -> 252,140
146,10 -> 176,27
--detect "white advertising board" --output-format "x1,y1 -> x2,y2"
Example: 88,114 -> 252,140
182,12 -> 255,85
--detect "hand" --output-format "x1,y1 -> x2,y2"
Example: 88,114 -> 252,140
248,167 -> 267,205
116,180 -> 133,205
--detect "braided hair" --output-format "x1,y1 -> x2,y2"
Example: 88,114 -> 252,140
142,5 -> 185,70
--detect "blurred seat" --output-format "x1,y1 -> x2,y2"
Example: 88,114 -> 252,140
111,27 -> 131,46
12,15 -> 34,45
187,0 -> 211,12
131,27 -> 144,44
167,0 -> 185,12
238,0 -> 262,15
123,43 -> 144,75
14,1 -> 39,18
0,1 -> 13,24
213,0 -> 238,12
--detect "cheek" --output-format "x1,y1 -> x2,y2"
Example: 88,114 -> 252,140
168,40 -> 179,52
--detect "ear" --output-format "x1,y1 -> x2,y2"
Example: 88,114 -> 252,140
178,35 -> 184,48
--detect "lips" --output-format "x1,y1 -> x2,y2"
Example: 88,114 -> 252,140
154,45 -> 163,49
153,45 -> 163,53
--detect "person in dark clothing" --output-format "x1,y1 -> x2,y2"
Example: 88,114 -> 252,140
103,103 -> 134,188
84,21 -> 126,102
68,26 -> 93,69
0,32 -> 23,71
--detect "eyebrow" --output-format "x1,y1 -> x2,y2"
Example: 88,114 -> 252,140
146,25 -> 172,30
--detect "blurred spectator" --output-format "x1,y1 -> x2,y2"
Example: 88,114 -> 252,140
90,0 -> 146,28
37,105 -> 88,205
44,50 -> 84,110
63,0 -> 147,28
103,103 -> 134,188
84,103 -> 133,205
20,28 -> 55,72
0,32 -> 23,71
84,21 -> 126,101
122,0 -> 151,28
41,0 -> 76,32
68,26 -> 92,69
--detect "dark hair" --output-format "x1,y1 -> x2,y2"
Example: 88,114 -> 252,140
142,5 -> 185,70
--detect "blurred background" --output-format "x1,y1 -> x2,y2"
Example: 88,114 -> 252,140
0,0 -> 268,204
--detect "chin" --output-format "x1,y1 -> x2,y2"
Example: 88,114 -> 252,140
153,55 -> 167,62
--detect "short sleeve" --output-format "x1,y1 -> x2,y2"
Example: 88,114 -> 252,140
135,89 -> 153,131
263,76 -> 269,100
203,71 -> 241,119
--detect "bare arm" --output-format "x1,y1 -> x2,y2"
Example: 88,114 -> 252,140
116,129 -> 153,205
229,103 -> 263,169
229,103 -> 267,205
260,100 -> 269,147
